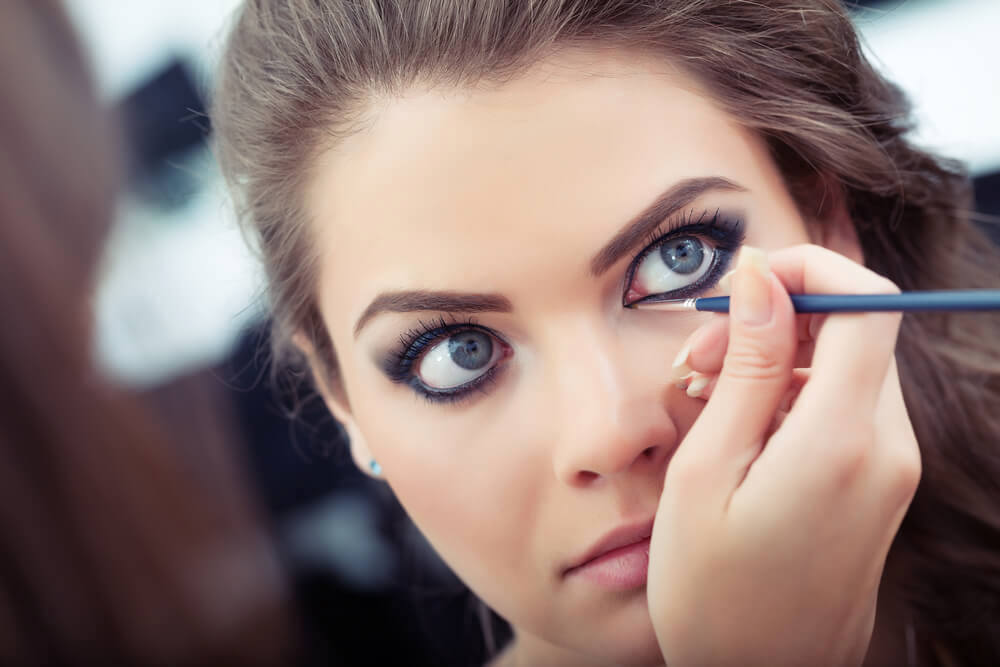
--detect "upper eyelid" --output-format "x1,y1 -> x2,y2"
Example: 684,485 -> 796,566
386,213 -> 739,362
386,325 -> 509,403
622,213 -> 745,303
383,321 -> 505,377
623,214 -> 722,284
637,209 -> 727,251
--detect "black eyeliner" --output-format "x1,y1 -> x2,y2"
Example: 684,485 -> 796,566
621,209 -> 746,306
381,207 -> 747,404
379,317 -> 507,403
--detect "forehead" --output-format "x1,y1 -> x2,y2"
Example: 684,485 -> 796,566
307,49 -> 767,324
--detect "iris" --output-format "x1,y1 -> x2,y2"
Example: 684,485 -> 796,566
448,331 -> 493,370
660,237 -> 704,274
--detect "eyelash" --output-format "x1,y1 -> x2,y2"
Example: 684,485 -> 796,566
384,208 -> 746,404
381,316 -> 506,405
622,209 -> 746,306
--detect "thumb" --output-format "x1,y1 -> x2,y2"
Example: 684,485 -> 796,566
679,247 -> 797,490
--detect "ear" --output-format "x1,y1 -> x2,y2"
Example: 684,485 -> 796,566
292,332 -> 381,479
804,174 -> 864,265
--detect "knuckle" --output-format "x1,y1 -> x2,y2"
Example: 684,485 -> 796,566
871,275 -> 901,296
795,245 -> 902,296
829,422 -> 875,488
799,243 -> 838,265
888,447 -> 922,505
801,242 -> 826,256
722,341 -> 788,382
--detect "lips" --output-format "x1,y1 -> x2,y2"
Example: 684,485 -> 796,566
563,518 -> 655,576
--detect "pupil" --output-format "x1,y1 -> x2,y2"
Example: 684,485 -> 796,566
448,331 -> 493,370
660,237 -> 704,274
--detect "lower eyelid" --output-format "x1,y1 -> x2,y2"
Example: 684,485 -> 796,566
412,356 -> 507,405
627,241 -> 736,305
404,331 -> 511,401
416,334 -> 507,388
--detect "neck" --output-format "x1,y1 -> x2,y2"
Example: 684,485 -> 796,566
495,631 -> 664,667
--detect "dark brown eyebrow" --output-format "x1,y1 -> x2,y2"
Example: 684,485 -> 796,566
354,290 -> 512,337
354,176 -> 745,337
589,176 -> 748,277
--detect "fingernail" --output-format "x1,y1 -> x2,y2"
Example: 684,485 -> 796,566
675,371 -> 694,390
732,246 -> 772,325
686,374 -> 711,398
718,269 -> 736,293
671,341 -> 692,380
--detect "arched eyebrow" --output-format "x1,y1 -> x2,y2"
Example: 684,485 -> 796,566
588,176 -> 747,277
354,291 -> 512,337
353,175 -> 746,337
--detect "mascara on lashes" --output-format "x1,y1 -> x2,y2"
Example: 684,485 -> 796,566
378,318 -> 509,402
622,209 -> 746,306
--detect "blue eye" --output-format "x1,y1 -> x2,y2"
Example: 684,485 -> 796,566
624,211 -> 745,307
381,320 -> 509,404
632,235 -> 714,294
418,330 -> 503,390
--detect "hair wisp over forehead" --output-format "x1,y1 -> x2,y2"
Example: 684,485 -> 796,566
212,3 -> 1000,662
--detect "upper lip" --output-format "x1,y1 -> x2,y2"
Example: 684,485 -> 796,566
563,517 -> 655,575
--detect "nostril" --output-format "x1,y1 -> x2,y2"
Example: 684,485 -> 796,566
641,446 -> 657,460
577,470 -> 599,484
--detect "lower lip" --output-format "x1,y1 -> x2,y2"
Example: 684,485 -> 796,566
567,538 -> 650,591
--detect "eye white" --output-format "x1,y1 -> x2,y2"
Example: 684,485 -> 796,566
417,331 -> 503,390
635,237 -> 715,294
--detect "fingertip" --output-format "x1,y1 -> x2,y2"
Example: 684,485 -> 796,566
762,268 -> 797,337
731,246 -> 773,326
686,372 -> 718,400
686,373 -> 711,398
670,342 -> 693,381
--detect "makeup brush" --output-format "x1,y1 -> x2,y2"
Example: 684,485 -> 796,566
629,289 -> 1000,313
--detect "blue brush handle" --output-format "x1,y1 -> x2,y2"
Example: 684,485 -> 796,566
694,290 -> 1000,313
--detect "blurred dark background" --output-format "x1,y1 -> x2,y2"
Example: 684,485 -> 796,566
67,0 -> 999,664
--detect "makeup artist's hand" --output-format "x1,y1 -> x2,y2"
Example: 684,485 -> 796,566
646,244 -> 921,667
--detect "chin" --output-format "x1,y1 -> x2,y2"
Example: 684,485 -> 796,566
586,630 -> 664,666
557,597 -> 665,666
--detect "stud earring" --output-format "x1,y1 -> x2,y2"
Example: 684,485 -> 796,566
369,459 -> 382,476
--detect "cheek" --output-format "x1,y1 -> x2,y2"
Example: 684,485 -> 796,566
344,314 -> 713,635
352,387 -> 552,617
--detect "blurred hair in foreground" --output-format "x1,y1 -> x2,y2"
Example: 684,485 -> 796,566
0,1 -> 297,664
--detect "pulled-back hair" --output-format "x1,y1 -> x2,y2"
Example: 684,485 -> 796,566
212,1 -> 1000,662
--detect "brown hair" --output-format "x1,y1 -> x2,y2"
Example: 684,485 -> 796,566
0,1 -> 295,664
212,0 -> 1000,663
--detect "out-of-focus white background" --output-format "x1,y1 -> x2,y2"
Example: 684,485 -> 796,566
64,0 -> 1000,387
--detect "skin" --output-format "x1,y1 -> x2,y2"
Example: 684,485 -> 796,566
304,48 -> 919,665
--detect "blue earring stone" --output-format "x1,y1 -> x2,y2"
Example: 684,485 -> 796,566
369,459 -> 382,476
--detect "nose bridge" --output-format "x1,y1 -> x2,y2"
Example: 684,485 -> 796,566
544,315 -> 674,482
550,317 -> 624,418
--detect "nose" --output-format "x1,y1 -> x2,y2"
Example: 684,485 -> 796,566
546,319 -> 679,487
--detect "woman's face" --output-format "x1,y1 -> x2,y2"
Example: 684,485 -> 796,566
307,49 -> 816,663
